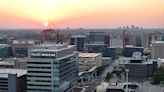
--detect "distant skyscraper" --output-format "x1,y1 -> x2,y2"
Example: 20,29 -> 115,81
124,34 -> 136,47
151,41 -> 164,59
129,34 -> 136,46
110,35 -> 123,47
42,29 -> 65,43
27,43 -> 78,92
42,29 -> 56,42
89,31 -> 109,45
70,35 -> 86,52
142,32 -> 149,48
151,31 -> 162,41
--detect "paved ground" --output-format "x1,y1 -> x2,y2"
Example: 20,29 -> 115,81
101,59 -> 119,80
140,82 -> 164,92
79,60 -> 119,92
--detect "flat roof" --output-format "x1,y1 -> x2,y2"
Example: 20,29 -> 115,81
13,40 -> 34,44
152,41 -> 164,44
71,35 -> 86,38
31,43 -> 75,52
79,53 -> 101,58
0,69 -> 27,78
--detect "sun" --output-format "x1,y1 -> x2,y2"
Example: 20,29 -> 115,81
44,22 -> 49,27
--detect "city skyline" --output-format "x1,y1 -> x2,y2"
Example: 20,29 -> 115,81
0,0 -> 164,29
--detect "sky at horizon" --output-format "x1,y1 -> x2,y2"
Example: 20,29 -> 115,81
0,0 -> 164,29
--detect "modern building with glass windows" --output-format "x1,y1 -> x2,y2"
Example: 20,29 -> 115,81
27,43 -> 79,92
70,35 -> 86,52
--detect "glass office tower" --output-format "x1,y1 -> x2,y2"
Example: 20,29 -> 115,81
27,43 -> 78,92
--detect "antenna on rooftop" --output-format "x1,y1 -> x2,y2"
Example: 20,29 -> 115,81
45,19 -> 62,44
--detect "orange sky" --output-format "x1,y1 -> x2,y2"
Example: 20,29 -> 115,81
0,0 -> 164,29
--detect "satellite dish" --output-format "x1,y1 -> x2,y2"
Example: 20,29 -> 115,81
132,52 -> 142,58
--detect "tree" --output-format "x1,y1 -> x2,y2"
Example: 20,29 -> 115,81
152,67 -> 164,84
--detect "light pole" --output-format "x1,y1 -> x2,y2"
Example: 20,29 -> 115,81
125,69 -> 129,92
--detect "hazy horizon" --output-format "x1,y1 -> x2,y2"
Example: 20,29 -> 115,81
0,0 -> 164,29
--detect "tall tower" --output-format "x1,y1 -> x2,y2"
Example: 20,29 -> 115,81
151,41 -> 164,59
151,31 -> 162,41
142,32 -> 149,48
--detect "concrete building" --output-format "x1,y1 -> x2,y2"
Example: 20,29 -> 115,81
70,35 -> 86,52
123,45 -> 144,57
78,53 -> 102,73
0,58 -> 27,69
96,82 -> 139,92
124,58 -> 158,78
124,34 -> 136,47
11,40 -> 34,57
151,41 -> 164,59
110,35 -> 123,47
14,58 -> 27,69
0,69 -> 27,92
42,29 -> 56,42
142,32 -> 149,48
27,43 -> 79,92
151,31 -> 162,41
158,58 -> 164,69
42,29 -> 65,43
0,58 -> 14,68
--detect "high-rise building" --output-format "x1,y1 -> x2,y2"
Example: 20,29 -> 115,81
151,31 -> 162,41
0,69 -> 27,92
42,29 -> 56,42
151,41 -> 164,59
70,35 -> 86,52
142,32 -> 149,48
27,43 -> 79,92
42,29 -> 65,43
124,34 -> 136,47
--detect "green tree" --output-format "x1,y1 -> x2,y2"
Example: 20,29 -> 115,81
152,67 -> 164,84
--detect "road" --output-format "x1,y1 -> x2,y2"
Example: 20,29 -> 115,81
101,59 -> 119,80
140,82 -> 164,92
79,59 -> 120,92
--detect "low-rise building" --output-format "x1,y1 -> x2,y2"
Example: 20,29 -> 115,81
96,82 -> 139,92
0,69 -> 27,92
79,53 -> 102,72
123,45 -> 144,57
0,58 -> 27,69
11,40 -> 34,57
124,58 -> 158,78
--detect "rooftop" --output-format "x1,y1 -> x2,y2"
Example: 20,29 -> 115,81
31,43 -> 75,52
0,69 -> 27,78
152,41 -> 164,44
71,35 -> 86,38
13,40 -> 34,44
79,53 -> 101,58
0,44 -> 10,48
125,45 -> 144,48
